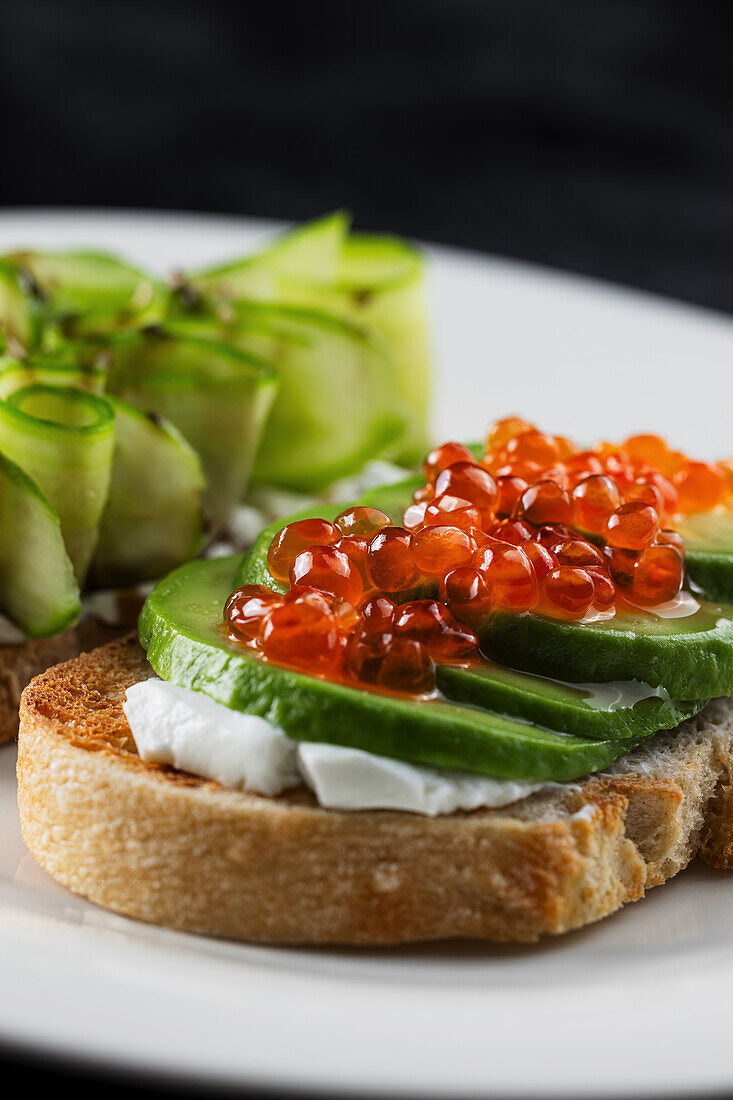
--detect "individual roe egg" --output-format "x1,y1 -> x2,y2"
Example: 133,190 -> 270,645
267,518 -> 339,583
366,527 -> 419,593
543,566 -> 595,618
290,544 -> 364,606
604,501 -> 660,550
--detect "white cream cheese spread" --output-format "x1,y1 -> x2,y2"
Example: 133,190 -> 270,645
123,679 -> 550,816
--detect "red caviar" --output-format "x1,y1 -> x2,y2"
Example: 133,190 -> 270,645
366,527 -> 419,593
440,567 -> 493,625
543,567 -> 595,619
226,417 -> 733,697
412,524 -> 474,576
290,544 -> 364,606
519,480 -> 573,525
572,475 -> 620,534
267,518 -> 338,582
335,506 -> 392,539
604,502 -> 660,551
226,584 -> 283,641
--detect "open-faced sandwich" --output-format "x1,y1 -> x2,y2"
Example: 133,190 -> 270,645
0,213 -> 429,741
18,418 -> 733,943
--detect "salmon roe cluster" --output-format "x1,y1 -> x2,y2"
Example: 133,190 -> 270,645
224,419 -> 731,696
225,506 -> 478,697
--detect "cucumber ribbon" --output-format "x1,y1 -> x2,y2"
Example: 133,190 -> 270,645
0,375 -> 207,636
185,212 -> 432,477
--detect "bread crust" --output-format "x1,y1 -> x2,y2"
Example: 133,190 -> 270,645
17,638 -> 733,944
0,618 -> 125,745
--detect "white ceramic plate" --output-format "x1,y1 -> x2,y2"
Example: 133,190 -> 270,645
0,209 -> 732,1098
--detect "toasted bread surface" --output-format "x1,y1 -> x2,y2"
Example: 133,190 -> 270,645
0,617 -> 125,745
16,637 -> 733,944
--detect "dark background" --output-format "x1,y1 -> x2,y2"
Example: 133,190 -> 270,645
2,0 -> 733,313
3,0 -> 733,1095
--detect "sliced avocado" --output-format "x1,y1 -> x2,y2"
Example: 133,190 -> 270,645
139,555 -> 645,782
481,604 -> 733,700
238,512 -> 706,741
433,663 -> 701,742
677,508 -> 733,602
358,477 -> 733,698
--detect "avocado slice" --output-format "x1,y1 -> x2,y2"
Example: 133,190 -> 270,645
139,555 -> 649,782
357,478 -> 733,698
677,508 -> 733,602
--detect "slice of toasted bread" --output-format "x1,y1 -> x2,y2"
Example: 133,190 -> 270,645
17,636 -> 733,944
0,617 -> 126,746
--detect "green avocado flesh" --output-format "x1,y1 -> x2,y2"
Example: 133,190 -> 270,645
358,479 -> 733,698
677,509 -> 733,602
139,556 -> 654,782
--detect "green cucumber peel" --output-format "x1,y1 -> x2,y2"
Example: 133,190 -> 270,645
168,300 -> 410,493
139,555 -> 644,782
0,451 -> 80,636
234,304 -> 410,492
0,259 -> 46,354
0,384 -> 115,582
8,249 -> 163,324
105,327 -> 278,526
190,211 -> 351,301
88,398 -> 205,589
0,354 -> 107,398
273,233 -> 431,465
188,214 -> 431,467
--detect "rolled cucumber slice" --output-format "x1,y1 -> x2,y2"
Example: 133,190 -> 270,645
0,385 -> 115,582
0,259 -> 45,353
304,234 -> 432,464
0,355 -> 107,398
0,451 -> 80,636
88,398 -> 205,589
231,303 -> 408,492
9,249 -> 162,324
189,215 -> 431,466
139,555 -> 642,782
105,327 -> 278,526
190,211 -> 350,302
167,302 -> 409,492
